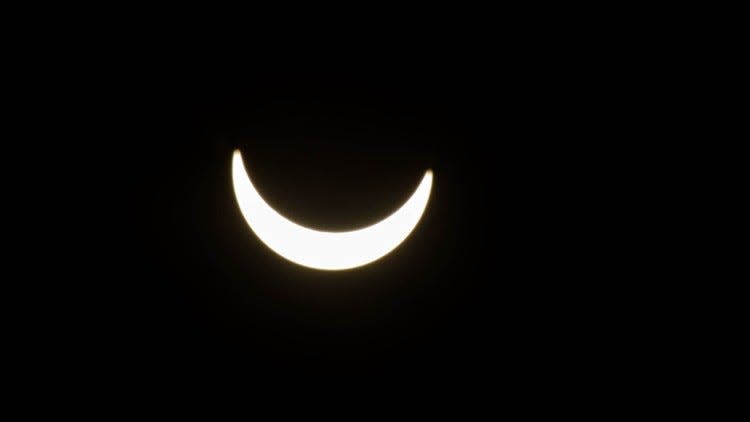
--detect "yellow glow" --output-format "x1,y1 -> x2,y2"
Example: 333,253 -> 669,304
231,150 -> 433,270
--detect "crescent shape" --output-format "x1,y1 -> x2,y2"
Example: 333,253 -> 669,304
232,150 -> 433,270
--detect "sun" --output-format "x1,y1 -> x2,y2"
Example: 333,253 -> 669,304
231,150 -> 432,270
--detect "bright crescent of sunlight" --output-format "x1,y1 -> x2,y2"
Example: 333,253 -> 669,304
231,150 -> 432,270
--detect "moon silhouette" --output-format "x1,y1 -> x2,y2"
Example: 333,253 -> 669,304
231,150 -> 433,270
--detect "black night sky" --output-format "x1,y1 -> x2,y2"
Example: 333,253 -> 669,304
42,46 -> 616,385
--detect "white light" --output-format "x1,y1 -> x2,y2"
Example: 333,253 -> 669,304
232,150 -> 433,270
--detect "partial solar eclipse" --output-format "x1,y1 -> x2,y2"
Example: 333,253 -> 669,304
231,150 -> 433,270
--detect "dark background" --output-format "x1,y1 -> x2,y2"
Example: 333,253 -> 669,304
41,46 -> 621,384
